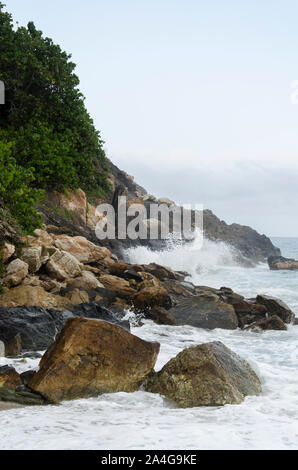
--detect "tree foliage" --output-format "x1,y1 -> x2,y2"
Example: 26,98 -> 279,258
0,2 -> 109,196
0,140 -> 44,233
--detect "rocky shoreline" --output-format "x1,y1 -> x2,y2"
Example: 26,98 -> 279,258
0,167 -> 295,411
0,220 -> 296,409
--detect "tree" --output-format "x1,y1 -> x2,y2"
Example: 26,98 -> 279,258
0,140 -> 44,233
0,2 -> 109,194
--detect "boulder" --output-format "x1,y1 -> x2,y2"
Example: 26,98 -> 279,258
167,294 -> 238,330
21,246 -> 46,273
46,250 -> 82,281
143,263 -> 185,281
67,271 -> 104,290
244,315 -> 287,332
0,285 -> 72,310
29,318 -> 160,403
0,367 -> 46,406
64,288 -> 90,305
3,242 -> 15,263
268,255 -> 298,270
0,366 -> 22,390
145,341 -> 262,407
256,295 -> 294,324
53,235 -> 112,264
0,302 -> 130,351
3,259 -> 29,287
68,302 -> 130,331
133,286 -> 168,310
99,274 -> 135,298
147,307 -> 176,325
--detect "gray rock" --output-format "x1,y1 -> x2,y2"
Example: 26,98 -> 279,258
256,295 -> 295,324
244,315 -> 287,332
145,341 -> 262,408
268,255 -> 298,270
167,294 -> 238,330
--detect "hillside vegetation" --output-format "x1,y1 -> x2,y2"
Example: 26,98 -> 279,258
0,2 -> 109,234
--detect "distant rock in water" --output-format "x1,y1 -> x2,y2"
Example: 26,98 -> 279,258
145,341 -> 262,408
268,255 -> 298,270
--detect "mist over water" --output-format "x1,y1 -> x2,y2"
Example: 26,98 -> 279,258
0,235 -> 297,450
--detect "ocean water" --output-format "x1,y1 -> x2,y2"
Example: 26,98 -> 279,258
0,236 -> 297,450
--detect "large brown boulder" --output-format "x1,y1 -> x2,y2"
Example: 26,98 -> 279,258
167,293 -> 238,330
29,318 -> 160,403
145,341 -> 262,408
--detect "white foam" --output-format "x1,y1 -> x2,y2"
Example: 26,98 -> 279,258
125,230 -> 239,282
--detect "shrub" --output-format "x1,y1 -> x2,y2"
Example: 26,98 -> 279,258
0,140 -> 44,233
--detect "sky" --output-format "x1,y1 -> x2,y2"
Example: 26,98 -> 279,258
5,0 -> 298,236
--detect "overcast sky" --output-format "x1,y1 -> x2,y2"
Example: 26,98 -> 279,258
6,0 -> 298,236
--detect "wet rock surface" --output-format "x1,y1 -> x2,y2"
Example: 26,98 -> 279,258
29,318 -> 160,403
167,295 -> 238,330
0,303 -> 130,352
145,341 -> 262,407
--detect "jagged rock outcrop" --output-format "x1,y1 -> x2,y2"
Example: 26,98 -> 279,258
35,157 -> 280,264
145,341 -> 262,407
202,209 -> 280,262
29,318 -> 160,403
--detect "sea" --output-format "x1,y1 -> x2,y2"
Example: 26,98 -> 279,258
0,235 -> 297,450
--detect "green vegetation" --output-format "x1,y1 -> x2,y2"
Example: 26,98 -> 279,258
0,140 -> 43,232
0,3 -> 109,233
